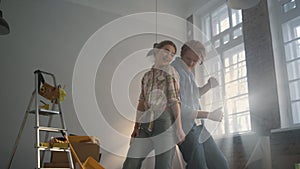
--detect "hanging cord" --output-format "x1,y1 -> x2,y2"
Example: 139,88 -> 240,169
155,0 -> 158,43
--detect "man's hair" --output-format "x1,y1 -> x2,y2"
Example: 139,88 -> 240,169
180,40 -> 206,59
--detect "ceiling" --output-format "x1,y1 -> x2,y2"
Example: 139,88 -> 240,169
62,0 -> 211,17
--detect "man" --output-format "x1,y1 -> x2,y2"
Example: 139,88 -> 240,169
171,40 -> 230,169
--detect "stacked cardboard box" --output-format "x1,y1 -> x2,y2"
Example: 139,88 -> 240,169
43,136 -> 101,168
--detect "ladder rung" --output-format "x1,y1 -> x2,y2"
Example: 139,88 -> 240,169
30,109 -> 60,116
39,167 -> 70,169
40,142 -> 69,149
38,126 -> 66,132
38,147 -> 71,152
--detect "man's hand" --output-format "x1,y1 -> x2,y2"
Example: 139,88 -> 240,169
207,77 -> 219,89
207,107 -> 223,122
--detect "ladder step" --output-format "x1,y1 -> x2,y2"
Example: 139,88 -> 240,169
40,142 -> 69,149
38,147 -> 71,152
38,126 -> 67,132
39,168 -> 71,169
30,109 -> 60,116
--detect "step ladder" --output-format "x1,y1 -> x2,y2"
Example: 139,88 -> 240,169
7,70 -> 74,169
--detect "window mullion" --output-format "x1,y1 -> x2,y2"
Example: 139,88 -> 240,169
228,7 -> 233,41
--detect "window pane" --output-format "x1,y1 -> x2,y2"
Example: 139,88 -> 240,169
212,5 -> 229,36
225,66 -> 246,83
225,68 -> 231,83
228,112 -> 251,133
283,0 -> 296,13
202,14 -> 211,41
282,16 -> 300,42
237,112 -> 251,132
233,27 -> 243,39
223,46 -> 245,63
223,34 -> 230,44
212,12 -> 219,36
201,86 -> 223,106
287,59 -> 300,80
240,63 -> 247,78
289,79 -> 300,101
236,95 -> 250,112
238,50 -> 246,62
228,115 -> 236,133
224,57 -> 230,67
227,96 -> 249,114
292,101 -> 300,124
221,17 -> 230,32
232,54 -> 238,64
225,81 -> 239,98
225,78 -> 248,98
297,26 -> 300,37
284,40 -> 300,61
224,52 -> 246,83
231,9 -> 242,27
239,78 -> 249,95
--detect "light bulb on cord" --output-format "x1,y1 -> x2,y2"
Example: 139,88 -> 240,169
0,0 -> 10,35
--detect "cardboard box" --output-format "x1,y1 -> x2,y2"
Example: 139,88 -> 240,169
44,162 -> 82,169
50,141 -> 100,166
68,136 -> 100,145
83,157 -> 105,169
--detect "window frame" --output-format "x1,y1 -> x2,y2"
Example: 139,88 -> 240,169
269,0 -> 300,127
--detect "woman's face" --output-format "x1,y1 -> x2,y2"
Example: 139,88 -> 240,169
154,44 -> 176,66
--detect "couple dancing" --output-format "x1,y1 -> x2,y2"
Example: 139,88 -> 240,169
122,40 -> 230,169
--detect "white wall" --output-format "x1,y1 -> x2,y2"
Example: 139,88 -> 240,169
0,0 -> 189,169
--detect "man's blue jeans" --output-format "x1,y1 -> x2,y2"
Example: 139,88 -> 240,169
178,125 -> 230,169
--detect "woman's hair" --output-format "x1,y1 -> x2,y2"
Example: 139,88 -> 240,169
180,40 -> 206,59
147,40 -> 177,56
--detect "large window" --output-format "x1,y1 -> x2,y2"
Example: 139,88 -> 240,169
223,44 -> 250,133
283,15 -> 300,124
194,2 -> 250,135
271,0 -> 300,126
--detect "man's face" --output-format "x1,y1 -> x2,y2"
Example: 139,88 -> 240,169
181,49 -> 203,70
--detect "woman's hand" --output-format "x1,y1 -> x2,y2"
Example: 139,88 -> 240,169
130,127 -> 140,145
176,128 -> 186,145
131,127 -> 140,138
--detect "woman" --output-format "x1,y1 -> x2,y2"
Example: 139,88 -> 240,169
122,40 -> 186,169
